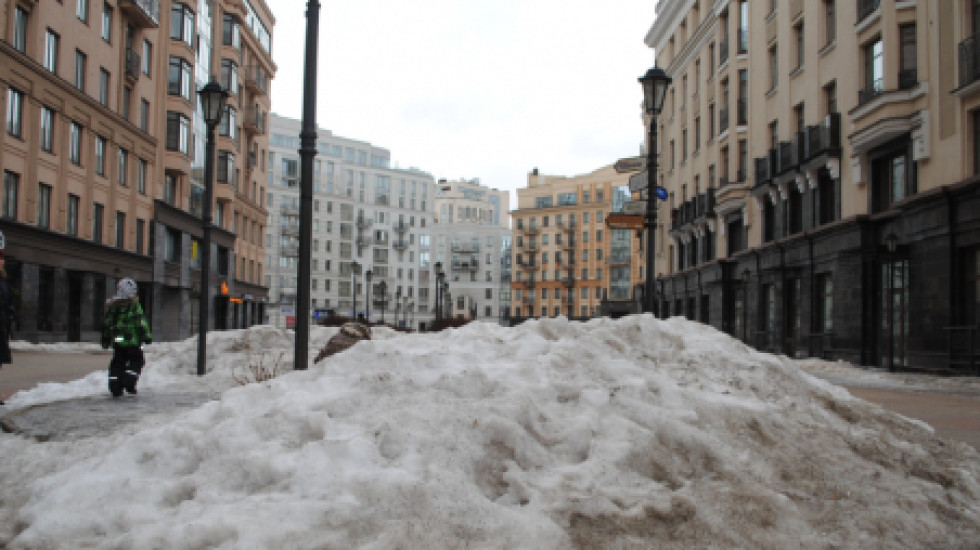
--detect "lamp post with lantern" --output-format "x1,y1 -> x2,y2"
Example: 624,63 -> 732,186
365,269 -> 373,322
638,66 -> 671,314
196,79 -> 229,376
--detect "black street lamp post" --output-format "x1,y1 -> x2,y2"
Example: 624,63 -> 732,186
403,296 -> 409,327
350,260 -> 359,319
378,280 -> 387,323
434,262 -> 444,326
443,282 -> 450,320
638,66 -> 672,315
196,79 -> 229,376
365,269 -> 373,322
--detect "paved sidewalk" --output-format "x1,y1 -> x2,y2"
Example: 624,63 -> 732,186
1,350 -> 110,402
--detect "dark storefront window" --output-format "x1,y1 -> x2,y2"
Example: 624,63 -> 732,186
871,138 -> 916,212
38,267 -> 54,331
727,215 -> 745,256
816,273 -> 834,333
787,186 -> 803,234
879,260 -> 909,368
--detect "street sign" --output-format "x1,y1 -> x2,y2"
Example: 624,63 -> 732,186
615,156 -> 647,173
629,171 -> 648,191
622,200 -> 647,215
656,186 -> 668,200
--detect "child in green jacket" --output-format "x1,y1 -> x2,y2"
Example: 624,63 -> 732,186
102,278 -> 152,397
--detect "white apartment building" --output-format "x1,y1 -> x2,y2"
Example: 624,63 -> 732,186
430,178 -> 512,324
265,114 -> 436,329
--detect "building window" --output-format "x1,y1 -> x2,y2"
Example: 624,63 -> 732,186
738,0 -> 748,53
115,211 -> 125,248
101,2 -> 112,42
140,99 -> 149,132
99,68 -> 110,106
825,81 -> 837,115
118,148 -> 128,186
67,194 -> 79,236
92,202 -> 104,244
899,24 -> 917,89
164,173 -> 177,206
871,140 -> 915,212
824,0 -> 836,45
44,29 -> 59,73
170,3 -> 194,44
794,23 -> 804,69
220,59 -> 239,95
137,158 -> 147,194
166,112 -> 190,153
74,50 -> 87,90
217,151 -> 235,184
218,105 -> 237,139
40,106 -> 55,152
863,38 -> 884,101
95,135 -> 106,175
77,0 -> 89,22
136,218 -> 145,254
2,172 -> 18,219
168,57 -> 193,99
13,7 -> 27,53
69,122 -> 83,165
222,14 -> 241,49
142,40 -> 152,75
768,45 -> 778,91
36,183 -> 51,229
121,86 -> 131,120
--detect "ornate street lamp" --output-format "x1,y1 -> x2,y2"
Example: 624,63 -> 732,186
638,65 -> 671,315
350,260 -> 359,319
365,269 -> 373,322
378,280 -> 387,323
196,79 -> 229,377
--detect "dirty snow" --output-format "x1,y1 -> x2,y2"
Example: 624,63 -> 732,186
0,315 -> 978,549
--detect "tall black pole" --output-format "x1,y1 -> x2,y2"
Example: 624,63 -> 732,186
197,122 -> 216,376
295,0 -> 320,370
643,119 -> 658,314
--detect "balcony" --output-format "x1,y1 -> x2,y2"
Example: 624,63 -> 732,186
858,80 -> 884,105
125,48 -> 140,81
777,134 -> 804,174
755,155 -> 772,186
606,253 -> 631,266
857,0 -> 880,24
243,106 -> 266,135
561,238 -> 576,250
280,222 -> 300,236
898,68 -> 918,90
452,259 -> 479,271
803,113 -> 841,160
451,241 -> 480,253
556,219 -> 577,231
247,151 -> 257,170
356,236 -> 373,248
695,188 -> 715,219
356,216 -> 373,229
280,243 -> 299,257
119,0 -> 159,28
959,33 -> 980,89
516,257 -> 537,270
280,203 -> 299,216
393,240 -> 407,251
561,277 -> 575,288
393,221 -> 409,233
243,65 -> 269,96
523,224 -> 540,235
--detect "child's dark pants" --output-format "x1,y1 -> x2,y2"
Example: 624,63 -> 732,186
108,346 -> 145,397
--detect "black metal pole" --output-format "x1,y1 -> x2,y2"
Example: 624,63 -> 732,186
197,123 -> 216,376
295,0 -> 320,370
366,275 -> 371,321
643,118 -> 658,314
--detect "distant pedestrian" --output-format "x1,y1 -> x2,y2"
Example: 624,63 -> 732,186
0,247 -> 13,405
101,278 -> 152,397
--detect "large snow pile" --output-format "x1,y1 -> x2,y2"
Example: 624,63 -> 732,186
1,316 -> 978,548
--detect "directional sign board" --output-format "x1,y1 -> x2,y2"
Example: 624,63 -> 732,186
614,156 -> 647,174
629,171 -> 648,191
622,200 -> 647,215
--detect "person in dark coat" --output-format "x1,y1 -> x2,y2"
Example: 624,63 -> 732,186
314,322 -> 371,364
0,249 -> 12,405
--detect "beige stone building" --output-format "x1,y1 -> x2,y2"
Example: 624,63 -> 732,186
510,166 -> 638,321
0,0 -> 274,342
646,0 -> 980,371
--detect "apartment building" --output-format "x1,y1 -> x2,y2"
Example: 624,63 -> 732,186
430,178 -> 511,324
265,114 -> 436,330
0,0 -> 274,342
511,166 -> 635,322
646,0 -> 980,371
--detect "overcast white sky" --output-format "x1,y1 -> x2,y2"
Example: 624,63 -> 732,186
267,1 -> 656,198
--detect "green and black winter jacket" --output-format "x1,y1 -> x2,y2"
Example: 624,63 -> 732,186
101,299 -> 152,349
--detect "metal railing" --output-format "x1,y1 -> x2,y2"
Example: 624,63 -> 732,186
119,0 -> 160,27
857,0 -> 880,23
243,65 -> 269,95
125,48 -> 140,80
959,32 -> 980,89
